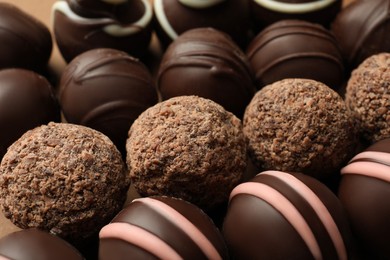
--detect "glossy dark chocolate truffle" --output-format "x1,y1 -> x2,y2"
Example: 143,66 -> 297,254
153,0 -> 251,48
157,28 -> 256,118
52,0 -> 153,62
0,229 -> 84,260
59,48 -> 158,155
332,0 -> 390,70
338,138 -> 390,259
251,0 -> 342,32
0,69 -> 60,160
223,171 -> 355,260
99,196 -> 229,260
246,20 -> 345,90
0,3 -> 52,72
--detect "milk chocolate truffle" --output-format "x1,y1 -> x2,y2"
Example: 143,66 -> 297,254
126,96 -> 246,211
332,0 -> 390,70
59,48 -> 158,155
338,138 -> 390,259
247,20 -> 345,90
99,196 -> 229,259
223,170 -> 355,260
0,122 -> 129,245
157,28 -> 256,118
0,69 -> 60,160
153,0 -> 251,48
251,0 -> 342,32
0,229 -> 84,260
52,0 -> 153,62
243,78 -> 357,179
0,3 -> 52,72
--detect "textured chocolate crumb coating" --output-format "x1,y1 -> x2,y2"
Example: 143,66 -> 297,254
243,78 -> 357,179
126,96 -> 246,211
0,122 -> 129,245
345,53 -> 390,143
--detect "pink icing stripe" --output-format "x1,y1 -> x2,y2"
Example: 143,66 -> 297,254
341,161 -> 390,182
134,197 -> 222,260
261,171 -> 347,260
230,182 -> 322,260
350,151 -> 390,165
99,222 -> 182,260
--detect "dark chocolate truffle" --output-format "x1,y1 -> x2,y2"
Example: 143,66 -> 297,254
331,0 -> 390,70
99,196 -> 229,260
58,48 -> 158,155
243,78 -> 357,179
153,0 -> 251,48
338,138 -> 390,259
0,3 -> 52,72
246,19 -> 345,90
0,122 -> 129,245
345,52 -> 390,143
52,0 -> 153,62
223,170 -> 355,260
0,229 -> 84,260
0,69 -> 60,160
126,96 -> 246,211
157,28 -> 256,118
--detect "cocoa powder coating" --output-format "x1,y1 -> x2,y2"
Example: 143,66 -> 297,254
0,122 -> 129,245
126,96 -> 246,210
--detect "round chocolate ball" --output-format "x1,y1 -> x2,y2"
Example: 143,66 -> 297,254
246,20 -> 345,90
0,69 -> 60,160
338,138 -> 390,259
99,196 -> 229,259
126,96 -> 247,211
0,3 -> 52,72
223,170 -> 355,260
0,229 -> 84,260
52,0 -> 153,62
331,0 -> 390,70
243,78 -> 357,179
153,0 -> 251,48
157,28 -> 256,118
0,122 -> 129,245
58,48 -> 158,155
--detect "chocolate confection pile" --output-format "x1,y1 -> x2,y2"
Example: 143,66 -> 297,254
0,0 -> 389,259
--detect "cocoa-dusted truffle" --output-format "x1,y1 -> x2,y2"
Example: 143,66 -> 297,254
157,28 -> 256,118
243,78 -> 357,179
0,122 -> 129,245
345,53 -> 390,143
126,96 -> 246,211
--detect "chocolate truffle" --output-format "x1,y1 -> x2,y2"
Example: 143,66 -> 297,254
251,0 -> 342,32
58,48 -> 158,155
338,138 -> 390,259
0,229 -> 84,260
0,122 -> 129,245
331,0 -> 390,70
99,196 -> 229,259
345,53 -> 390,144
0,69 -> 60,160
126,96 -> 246,211
0,3 -> 52,72
153,0 -> 251,48
243,78 -> 357,179
223,170 -> 355,260
52,0 -> 153,62
246,20 -> 345,90
157,28 -> 256,118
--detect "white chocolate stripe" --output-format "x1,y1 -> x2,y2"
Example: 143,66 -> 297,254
254,0 -> 337,14
178,0 -> 226,9
349,151 -> 390,165
154,0 -> 178,40
99,222 -> 182,260
230,182 -> 322,260
134,197 -> 222,260
341,161 -> 390,183
262,171 -> 347,260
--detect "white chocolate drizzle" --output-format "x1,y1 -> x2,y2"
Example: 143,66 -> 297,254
154,0 -> 178,40
178,0 -> 226,9
253,0 -> 337,14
